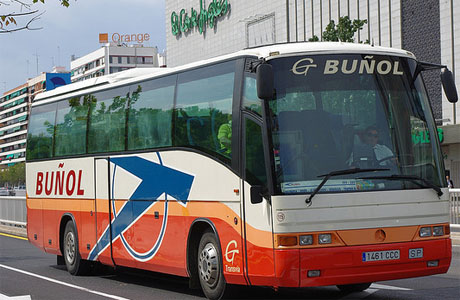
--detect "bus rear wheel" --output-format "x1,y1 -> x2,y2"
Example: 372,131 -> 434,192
63,221 -> 90,275
197,231 -> 226,300
337,282 -> 372,293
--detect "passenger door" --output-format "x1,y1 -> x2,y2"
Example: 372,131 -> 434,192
92,156 -> 139,268
91,157 -> 115,266
241,114 -> 275,285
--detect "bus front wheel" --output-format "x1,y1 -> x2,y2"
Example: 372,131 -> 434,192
63,221 -> 89,275
197,231 -> 226,300
337,282 -> 372,293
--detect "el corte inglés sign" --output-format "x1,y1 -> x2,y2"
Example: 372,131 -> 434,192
171,0 -> 229,37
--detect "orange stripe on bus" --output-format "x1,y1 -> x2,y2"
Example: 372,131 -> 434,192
26,198 -> 274,248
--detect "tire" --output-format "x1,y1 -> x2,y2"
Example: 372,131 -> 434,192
197,231 -> 226,300
63,221 -> 90,275
337,282 -> 372,293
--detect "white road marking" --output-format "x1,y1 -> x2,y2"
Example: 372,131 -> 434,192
339,283 -> 413,299
0,264 -> 130,300
0,294 -> 31,300
371,283 -> 413,291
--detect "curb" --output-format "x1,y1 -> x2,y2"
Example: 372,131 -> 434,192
0,224 -> 27,238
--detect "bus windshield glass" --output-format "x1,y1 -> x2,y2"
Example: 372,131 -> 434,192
268,54 -> 444,195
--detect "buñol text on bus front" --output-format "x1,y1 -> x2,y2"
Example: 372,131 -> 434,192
291,56 -> 404,76
324,57 -> 404,75
36,169 -> 84,196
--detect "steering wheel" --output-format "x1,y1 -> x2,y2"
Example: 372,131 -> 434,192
377,154 -> 415,166
377,155 -> 396,165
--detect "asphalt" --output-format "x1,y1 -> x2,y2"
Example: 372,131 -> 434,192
1,223 -> 459,245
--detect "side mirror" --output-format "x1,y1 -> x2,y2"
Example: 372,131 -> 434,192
441,68 -> 458,103
250,185 -> 264,204
257,63 -> 274,100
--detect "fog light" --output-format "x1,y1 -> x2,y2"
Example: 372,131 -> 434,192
419,227 -> 432,237
427,260 -> 438,267
299,235 -> 313,245
318,233 -> 332,244
433,226 -> 444,236
278,236 -> 297,246
307,270 -> 321,277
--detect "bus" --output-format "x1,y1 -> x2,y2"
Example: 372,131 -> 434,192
26,42 -> 457,299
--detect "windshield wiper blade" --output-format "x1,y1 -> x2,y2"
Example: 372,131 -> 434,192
359,174 -> 443,197
306,168 -> 390,205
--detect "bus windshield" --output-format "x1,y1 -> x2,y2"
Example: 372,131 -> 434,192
268,54 -> 445,195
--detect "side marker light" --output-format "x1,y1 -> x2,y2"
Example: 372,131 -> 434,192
308,270 -> 321,277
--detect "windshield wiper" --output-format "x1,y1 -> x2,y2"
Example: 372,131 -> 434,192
306,168 -> 390,205
359,174 -> 443,197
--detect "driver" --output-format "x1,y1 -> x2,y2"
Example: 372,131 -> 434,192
363,126 -> 395,166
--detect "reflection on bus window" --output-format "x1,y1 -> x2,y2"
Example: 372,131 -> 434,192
27,103 -> 57,160
54,96 -> 89,156
127,76 -> 175,150
87,87 -> 130,153
174,61 -> 235,160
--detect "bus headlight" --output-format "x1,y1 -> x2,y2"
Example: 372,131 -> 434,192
299,235 -> 313,245
318,233 -> 332,244
419,227 -> 432,237
433,226 -> 444,236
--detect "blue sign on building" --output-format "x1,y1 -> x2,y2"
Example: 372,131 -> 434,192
46,73 -> 71,91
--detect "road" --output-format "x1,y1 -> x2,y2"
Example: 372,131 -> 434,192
0,234 -> 459,300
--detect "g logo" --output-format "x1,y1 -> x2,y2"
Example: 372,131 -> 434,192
225,240 -> 239,264
291,58 -> 317,76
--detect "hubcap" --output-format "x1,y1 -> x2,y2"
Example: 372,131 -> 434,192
198,242 -> 218,287
64,231 -> 76,265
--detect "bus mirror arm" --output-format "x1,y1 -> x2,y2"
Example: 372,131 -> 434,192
415,61 -> 458,103
250,185 -> 266,204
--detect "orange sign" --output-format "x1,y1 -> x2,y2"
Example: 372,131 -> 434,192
99,32 -> 150,44
99,33 -> 109,43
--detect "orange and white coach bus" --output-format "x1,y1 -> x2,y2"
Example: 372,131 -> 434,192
26,42 -> 458,299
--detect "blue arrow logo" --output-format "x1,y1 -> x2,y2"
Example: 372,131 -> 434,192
88,154 -> 194,261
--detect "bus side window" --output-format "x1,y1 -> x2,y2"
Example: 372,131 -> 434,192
127,76 -> 175,150
245,118 -> 267,187
174,61 -> 235,161
87,87 -> 130,153
54,96 -> 89,157
27,102 -> 58,160
242,75 -> 262,116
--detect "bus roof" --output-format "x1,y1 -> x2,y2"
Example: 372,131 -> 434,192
33,42 -> 415,104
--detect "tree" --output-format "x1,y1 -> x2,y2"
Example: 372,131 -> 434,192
0,0 -> 70,33
309,16 -> 368,43
0,162 -> 25,186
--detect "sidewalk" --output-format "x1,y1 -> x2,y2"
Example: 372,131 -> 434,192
0,223 -> 27,238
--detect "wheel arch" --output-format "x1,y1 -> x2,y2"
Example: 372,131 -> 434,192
186,218 -> 222,289
59,213 -> 77,256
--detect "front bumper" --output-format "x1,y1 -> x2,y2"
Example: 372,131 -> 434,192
274,238 -> 452,287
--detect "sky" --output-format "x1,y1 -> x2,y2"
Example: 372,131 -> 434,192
0,0 -> 166,94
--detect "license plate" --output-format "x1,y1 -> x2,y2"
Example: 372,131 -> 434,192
409,248 -> 423,259
362,250 -> 400,262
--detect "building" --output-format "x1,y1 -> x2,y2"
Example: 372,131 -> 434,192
70,44 -> 163,83
165,0 -> 460,185
0,69 -> 70,168
0,84 -> 29,168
